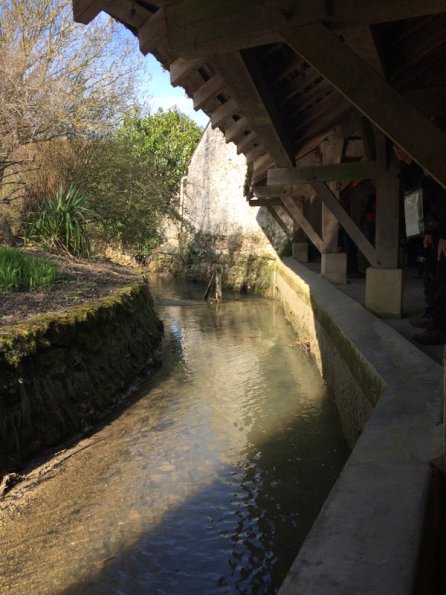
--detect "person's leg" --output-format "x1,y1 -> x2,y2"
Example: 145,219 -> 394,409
413,250 -> 446,344
422,245 -> 437,317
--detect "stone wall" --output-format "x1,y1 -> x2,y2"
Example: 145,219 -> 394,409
182,124 -> 290,254
0,282 -> 163,473
150,126 -> 290,293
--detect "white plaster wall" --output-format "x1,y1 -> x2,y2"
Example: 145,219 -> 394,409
183,125 -> 290,254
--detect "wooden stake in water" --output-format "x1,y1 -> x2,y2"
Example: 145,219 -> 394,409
204,268 -> 222,302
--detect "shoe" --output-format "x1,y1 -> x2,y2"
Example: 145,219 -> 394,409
409,316 -> 433,329
413,329 -> 446,345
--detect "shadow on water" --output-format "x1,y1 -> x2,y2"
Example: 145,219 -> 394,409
0,278 -> 350,595
61,396 -> 347,595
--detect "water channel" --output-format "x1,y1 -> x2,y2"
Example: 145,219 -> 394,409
0,278 -> 350,594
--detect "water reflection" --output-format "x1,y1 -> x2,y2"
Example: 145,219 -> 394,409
0,279 -> 349,594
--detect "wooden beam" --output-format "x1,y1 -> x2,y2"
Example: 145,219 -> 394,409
321,138 -> 344,253
138,8 -> 166,55
375,132 -> 400,267
224,117 -> 249,143
312,182 -> 378,266
359,117 -> 376,162
281,193 -> 324,253
212,52 -> 294,167
170,58 -> 203,87
193,75 -> 225,111
237,131 -> 258,154
165,1 -> 281,57
282,23 -> 446,189
253,153 -> 276,181
245,144 -> 267,164
241,48 -> 295,165
266,206 -> 292,239
268,161 -> 377,185
164,0 -> 446,57
254,184 -> 292,198
404,87 -> 446,120
210,98 -> 239,129
72,0 -> 107,24
249,197 -> 283,207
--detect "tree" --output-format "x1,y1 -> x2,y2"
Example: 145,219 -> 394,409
0,0 -> 144,204
84,109 -> 202,258
120,108 -> 203,199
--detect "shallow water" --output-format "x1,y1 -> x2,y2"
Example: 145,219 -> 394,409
0,279 -> 349,594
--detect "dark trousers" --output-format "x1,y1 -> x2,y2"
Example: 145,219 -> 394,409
422,241 -> 446,330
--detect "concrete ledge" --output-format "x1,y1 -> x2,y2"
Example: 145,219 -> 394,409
276,258 -> 443,594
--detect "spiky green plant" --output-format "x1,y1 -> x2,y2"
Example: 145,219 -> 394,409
0,247 -> 59,291
26,186 -> 90,257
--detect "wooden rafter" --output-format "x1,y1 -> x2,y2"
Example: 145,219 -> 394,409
163,0 -> 446,57
138,9 -> 166,55
280,192 -> 325,253
266,206 -> 293,239
282,23 -> 446,189
211,52 -> 294,167
192,75 -> 225,110
170,58 -> 203,86
241,48 -> 295,164
312,182 -> 378,266
268,161 -> 377,185
224,117 -> 250,143
72,0 -> 107,23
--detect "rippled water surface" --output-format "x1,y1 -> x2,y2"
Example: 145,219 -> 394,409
0,279 -> 349,594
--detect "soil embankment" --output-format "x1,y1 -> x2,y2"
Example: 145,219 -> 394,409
0,255 -> 163,475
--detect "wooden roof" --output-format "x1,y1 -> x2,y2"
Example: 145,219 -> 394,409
73,1 -> 446,187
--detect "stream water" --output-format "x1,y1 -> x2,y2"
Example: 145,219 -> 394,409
0,278 -> 349,594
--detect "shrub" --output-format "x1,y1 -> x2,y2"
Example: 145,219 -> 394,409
0,247 -> 59,291
26,186 -> 90,257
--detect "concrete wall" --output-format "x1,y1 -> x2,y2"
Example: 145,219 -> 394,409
275,258 -> 443,594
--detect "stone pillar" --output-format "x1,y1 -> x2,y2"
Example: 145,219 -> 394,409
321,253 -> 347,284
365,267 -> 402,318
292,242 -> 309,262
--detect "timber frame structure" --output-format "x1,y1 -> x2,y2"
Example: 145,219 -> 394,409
73,0 -> 446,314
74,0 -> 446,315
71,1 -> 446,591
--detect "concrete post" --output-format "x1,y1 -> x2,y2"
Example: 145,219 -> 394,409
365,267 -> 402,318
292,242 -> 309,262
321,253 -> 347,284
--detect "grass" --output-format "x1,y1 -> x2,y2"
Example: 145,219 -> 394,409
0,247 -> 60,291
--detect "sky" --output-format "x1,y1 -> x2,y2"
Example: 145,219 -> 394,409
141,55 -> 210,129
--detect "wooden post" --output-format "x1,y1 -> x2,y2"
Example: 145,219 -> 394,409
215,270 -> 222,302
204,271 -> 216,300
375,132 -> 400,267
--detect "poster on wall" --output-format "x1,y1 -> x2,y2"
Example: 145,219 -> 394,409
404,187 -> 424,238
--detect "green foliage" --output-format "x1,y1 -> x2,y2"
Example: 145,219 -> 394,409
18,108 -> 202,260
84,137 -> 167,257
120,107 -> 203,198
84,109 -> 202,258
0,247 -> 59,291
25,186 -> 90,257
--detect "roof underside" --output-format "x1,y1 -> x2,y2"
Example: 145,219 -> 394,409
73,1 -> 446,184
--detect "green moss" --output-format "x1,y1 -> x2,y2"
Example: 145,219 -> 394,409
276,265 -> 386,405
0,281 -> 163,473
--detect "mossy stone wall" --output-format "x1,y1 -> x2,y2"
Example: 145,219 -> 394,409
0,282 -> 163,474
150,233 -> 276,297
275,262 -> 386,447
